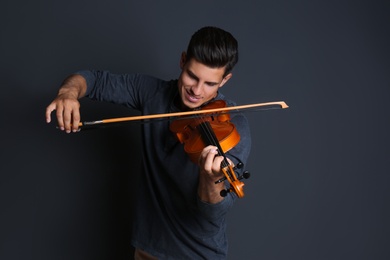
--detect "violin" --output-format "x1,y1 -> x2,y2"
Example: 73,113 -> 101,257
169,100 -> 250,198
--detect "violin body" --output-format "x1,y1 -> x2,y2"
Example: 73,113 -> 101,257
169,100 -> 240,163
170,100 -> 248,198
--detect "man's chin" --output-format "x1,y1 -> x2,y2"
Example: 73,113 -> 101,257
182,101 -> 200,110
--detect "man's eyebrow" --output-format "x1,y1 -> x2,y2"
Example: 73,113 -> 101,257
187,69 -> 199,81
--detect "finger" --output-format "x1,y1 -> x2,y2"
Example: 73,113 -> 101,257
199,146 -> 216,161
62,106 -> 74,133
211,155 -> 224,175
71,108 -> 81,132
45,103 -> 56,123
55,105 -> 65,131
226,157 -> 234,167
202,146 -> 218,172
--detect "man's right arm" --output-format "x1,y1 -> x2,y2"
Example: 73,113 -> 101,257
45,74 -> 87,133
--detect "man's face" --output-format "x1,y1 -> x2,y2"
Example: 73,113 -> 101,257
178,53 -> 232,110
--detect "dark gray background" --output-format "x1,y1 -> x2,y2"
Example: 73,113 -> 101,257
1,0 -> 389,259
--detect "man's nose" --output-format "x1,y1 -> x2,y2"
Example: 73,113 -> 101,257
190,83 -> 202,96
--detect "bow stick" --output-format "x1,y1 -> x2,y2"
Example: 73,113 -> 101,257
79,101 -> 288,128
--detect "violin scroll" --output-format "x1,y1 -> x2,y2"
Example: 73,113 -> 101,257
218,163 -> 251,198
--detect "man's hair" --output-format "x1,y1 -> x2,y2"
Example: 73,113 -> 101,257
186,26 -> 238,77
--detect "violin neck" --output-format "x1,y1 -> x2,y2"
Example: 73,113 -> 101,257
197,121 -> 230,166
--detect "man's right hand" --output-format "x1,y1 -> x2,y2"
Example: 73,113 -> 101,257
45,74 -> 87,133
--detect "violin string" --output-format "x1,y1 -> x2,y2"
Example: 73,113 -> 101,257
196,113 -> 230,169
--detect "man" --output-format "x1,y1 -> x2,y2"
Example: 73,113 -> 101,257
46,26 -> 251,259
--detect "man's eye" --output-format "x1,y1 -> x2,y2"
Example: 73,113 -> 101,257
186,71 -> 197,80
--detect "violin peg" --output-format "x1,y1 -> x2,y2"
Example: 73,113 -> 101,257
234,162 -> 244,169
215,177 -> 227,184
238,170 -> 250,180
243,170 -> 250,179
220,189 -> 229,197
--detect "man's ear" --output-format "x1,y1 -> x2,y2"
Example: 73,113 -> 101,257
180,52 -> 187,69
219,73 -> 233,88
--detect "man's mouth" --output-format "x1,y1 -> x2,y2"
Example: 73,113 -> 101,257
185,90 -> 202,103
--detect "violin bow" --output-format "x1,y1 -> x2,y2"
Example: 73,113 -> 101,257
79,101 -> 288,128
